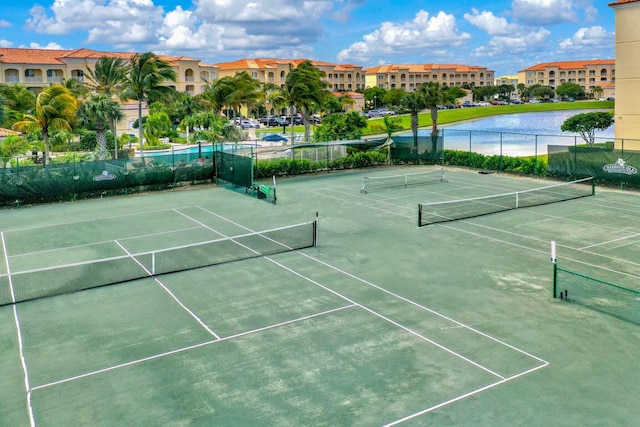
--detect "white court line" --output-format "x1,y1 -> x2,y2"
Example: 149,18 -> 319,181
2,232 -> 36,427
382,361 -> 549,427
10,226 -> 204,259
30,304 -> 355,392
196,207 -> 546,369
113,240 -> 220,339
2,206 -> 198,234
188,208 -> 505,378
444,221 -> 640,281
298,252 -> 548,364
579,233 -> 640,250
266,256 -> 505,379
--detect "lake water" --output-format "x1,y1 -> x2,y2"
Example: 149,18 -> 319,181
409,109 -> 614,157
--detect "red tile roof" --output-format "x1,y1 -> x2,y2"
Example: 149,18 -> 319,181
520,59 -> 614,72
363,64 -> 492,73
609,0 -> 640,6
0,128 -> 21,137
214,58 -> 360,71
0,47 -> 200,66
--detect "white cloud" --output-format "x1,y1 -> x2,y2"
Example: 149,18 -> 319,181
27,41 -> 66,50
512,0 -> 578,25
558,26 -> 614,52
0,20 -> 11,28
464,9 -> 521,37
337,10 -> 471,62
472,28 -> 551,58
0,39 -> 13,48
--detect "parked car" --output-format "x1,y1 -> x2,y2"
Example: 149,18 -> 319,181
240,119 -> 260,129
607,96 -> 615,101
259,116 -> 281,127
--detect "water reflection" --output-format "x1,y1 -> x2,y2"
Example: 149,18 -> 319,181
408,110 -> 614,157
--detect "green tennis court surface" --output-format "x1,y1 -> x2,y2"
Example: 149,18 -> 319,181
2,166 -> 639,425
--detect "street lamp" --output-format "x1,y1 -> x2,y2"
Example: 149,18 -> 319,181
373,96 -> 377,109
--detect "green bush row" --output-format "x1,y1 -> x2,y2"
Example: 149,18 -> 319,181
254,151 -> 388,179
443,150 -> 547,176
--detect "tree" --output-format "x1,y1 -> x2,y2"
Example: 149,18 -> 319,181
400,91 -> 426,160
371,115 -> 404,163
561,112 -> 614,145
121,52 -> 177,155
12,84 -> 77,165
555,82 -> 585,100
313,111 -> 367,142
85,56 -> 129,157
382,88 -> 405,108
592,86 -> 604,99
364,87 -> 386,110
530,85 -> 555,100
271,61 -> 329,142
420,82 -> 458,136
0,134 -> 38,168
85,56 -> 128,96
77,94 -> 124,159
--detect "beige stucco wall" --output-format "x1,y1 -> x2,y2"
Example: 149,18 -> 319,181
612,2 -> 640,149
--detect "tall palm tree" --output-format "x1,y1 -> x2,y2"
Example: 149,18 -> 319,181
121,52 -> 177,155
420,82 -> 452,137
400,91 -> 425,163
202,76 -> 236,116
85,56 -> 129,96
227,71 -> 261,117
272,61 -> 328,142
12,84 -> 77,165
85,56 -> 130,157
77,94 -> 125,160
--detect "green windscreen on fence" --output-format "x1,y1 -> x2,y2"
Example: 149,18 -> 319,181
554,265 -> 640,325
0,220 -> 317,306
215,149 -> 254,189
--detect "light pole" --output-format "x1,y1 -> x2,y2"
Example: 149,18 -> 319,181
373,96 -> 377,110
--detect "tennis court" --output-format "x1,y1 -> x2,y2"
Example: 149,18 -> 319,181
1,165 -> 639,426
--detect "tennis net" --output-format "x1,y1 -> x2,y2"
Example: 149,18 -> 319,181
360,168 -> 447,193
0,220 -> 317,306
554,265 -> 640,325
418,176 -> 595,226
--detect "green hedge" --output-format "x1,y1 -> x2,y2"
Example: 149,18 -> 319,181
254,151 -> 387,179
443,150 -> 547,175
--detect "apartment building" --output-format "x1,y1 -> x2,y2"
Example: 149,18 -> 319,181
363,64 -> 495,91
0,47 -> 222,135
214,58 -> 366,92
0,47 -> 220,95
494,75 -> 519,87
609,0 -> 640,148
517,60 -> 615,96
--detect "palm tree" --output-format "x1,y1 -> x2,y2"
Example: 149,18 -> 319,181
77,94 -> 125,160
420,82 -> 453,138
85,56 -> 129,96
85,56 -> 130,158
592,86 -> 604,99
0,134 -> 38,169
121,52 -> 177,155
400,91 -> 426,162
272,61 -> 328,142
12,84 -> 77,165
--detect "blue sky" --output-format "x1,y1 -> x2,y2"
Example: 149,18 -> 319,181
0,0 -> 615,76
